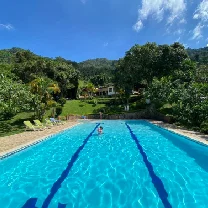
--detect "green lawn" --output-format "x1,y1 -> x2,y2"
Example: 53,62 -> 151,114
0,110 -> 52,137
0,112 -> 34,137
0,100 -> 105,137
0,97 -> 143,137
61,100 -> 105,115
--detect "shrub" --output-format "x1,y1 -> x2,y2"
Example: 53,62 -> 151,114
200,121 -> 208,134
58,98 -> 67,106
56,106 -> 63,116
136,99 -> 146,109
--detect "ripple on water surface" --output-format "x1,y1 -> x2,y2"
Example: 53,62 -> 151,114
0,121 -> 208,208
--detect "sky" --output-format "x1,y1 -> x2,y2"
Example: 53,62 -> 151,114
0,0 -> 208,62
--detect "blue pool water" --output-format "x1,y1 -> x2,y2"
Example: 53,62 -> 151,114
0,120 -> 208,208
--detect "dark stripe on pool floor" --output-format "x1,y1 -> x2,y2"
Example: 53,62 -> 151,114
125,123 -> 172,208
22,123 -> 100,208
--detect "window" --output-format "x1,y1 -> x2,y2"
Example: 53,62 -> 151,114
109,87 -> 113,92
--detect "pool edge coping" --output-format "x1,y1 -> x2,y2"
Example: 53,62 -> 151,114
0,123 -> 80,160
1,119 -> 207,160
147,120 -> 208,147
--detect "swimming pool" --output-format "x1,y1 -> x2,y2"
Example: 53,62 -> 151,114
0,120 -> 208,208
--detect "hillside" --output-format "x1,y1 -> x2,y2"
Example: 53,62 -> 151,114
0,48 -> 26,63
187,47 -> 208,64
1,46 -> 207,85
77,58 -> 117,84
79,58 -> 117,68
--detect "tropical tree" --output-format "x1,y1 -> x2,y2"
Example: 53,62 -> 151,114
86,83 -> 95,98
145,62 -> 208,131
0,74 -> 33,119
29,77 -> 60,119
115,42 -> 188,89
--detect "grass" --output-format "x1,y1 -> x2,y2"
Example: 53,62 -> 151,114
0,96 -> 143,137
0,110 -> 53,137
0,112 -> 34,137
61,100 -> 105,115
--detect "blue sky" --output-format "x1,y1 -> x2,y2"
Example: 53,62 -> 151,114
0,0 -> 208,62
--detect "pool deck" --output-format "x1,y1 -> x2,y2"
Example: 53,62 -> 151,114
148,120 -> 208,146
0,119 -> 207,158
0,121 -> 79,157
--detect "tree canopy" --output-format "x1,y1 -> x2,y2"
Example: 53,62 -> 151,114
114,42 -> 188,90
0,44 -> 207,132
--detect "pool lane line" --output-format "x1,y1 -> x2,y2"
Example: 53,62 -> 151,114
125,123 -> 172,208
22,123 -> 100,208
41,123 -> 100,208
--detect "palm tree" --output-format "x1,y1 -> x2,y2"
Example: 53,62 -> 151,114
86,82 -> 95,98
30,77 -> 60,119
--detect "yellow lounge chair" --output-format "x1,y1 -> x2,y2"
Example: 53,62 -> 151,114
33,120 -> 50,129
23,121 -> 43,131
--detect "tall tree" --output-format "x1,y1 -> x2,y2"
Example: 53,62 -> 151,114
0,75 -> 33,119
30,77 -> 60,119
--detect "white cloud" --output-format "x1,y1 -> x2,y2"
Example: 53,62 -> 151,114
133,20 -> 143,32
179,18 -> 187,24
192,0 -> 208,40
133,0 -> 186,32
0,23 -> 14,30
192,23 -> 204,40
193,0 -> 208,22
174,29 -> 184,35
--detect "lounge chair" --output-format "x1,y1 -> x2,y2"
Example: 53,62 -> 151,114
45,118 -> 56,126
23,121 -> 43,131
50,118 -> 65,125
34,120 -> 51,129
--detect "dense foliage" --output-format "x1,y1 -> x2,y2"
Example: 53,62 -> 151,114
0,48 -> 79,120
0,75 -> 34,119
145,62 -> 208,132
187,47 -> 208,64
115,42 -> 208,132
78,58 -> 116,86
115,42 -> 188,89
0,44 -> 207,133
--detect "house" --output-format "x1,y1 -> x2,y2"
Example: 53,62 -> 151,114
96,84 -> 116,96
108,85 -> 116,96
95,87 -> 108,96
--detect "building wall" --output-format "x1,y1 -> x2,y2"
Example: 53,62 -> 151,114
108,86 -> 115,95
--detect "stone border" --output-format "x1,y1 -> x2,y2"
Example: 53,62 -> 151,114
147,120 -> 208,147
0,123 -> 80,160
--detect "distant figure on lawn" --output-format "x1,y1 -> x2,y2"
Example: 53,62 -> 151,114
99,112 -> 103,119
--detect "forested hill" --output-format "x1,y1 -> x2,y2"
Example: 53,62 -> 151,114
0,48 -> 117,86
77,58 -> 117,85
1,46 -> 208,65
79,58 -> 117,68
0,47 -> 80,99
187,47 -> 208,64
1,46 -> 207,85
0,48 -> 116,68
0,48 -> 35,63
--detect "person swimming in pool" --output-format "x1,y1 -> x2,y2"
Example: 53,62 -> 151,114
98,126 -> 103,134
